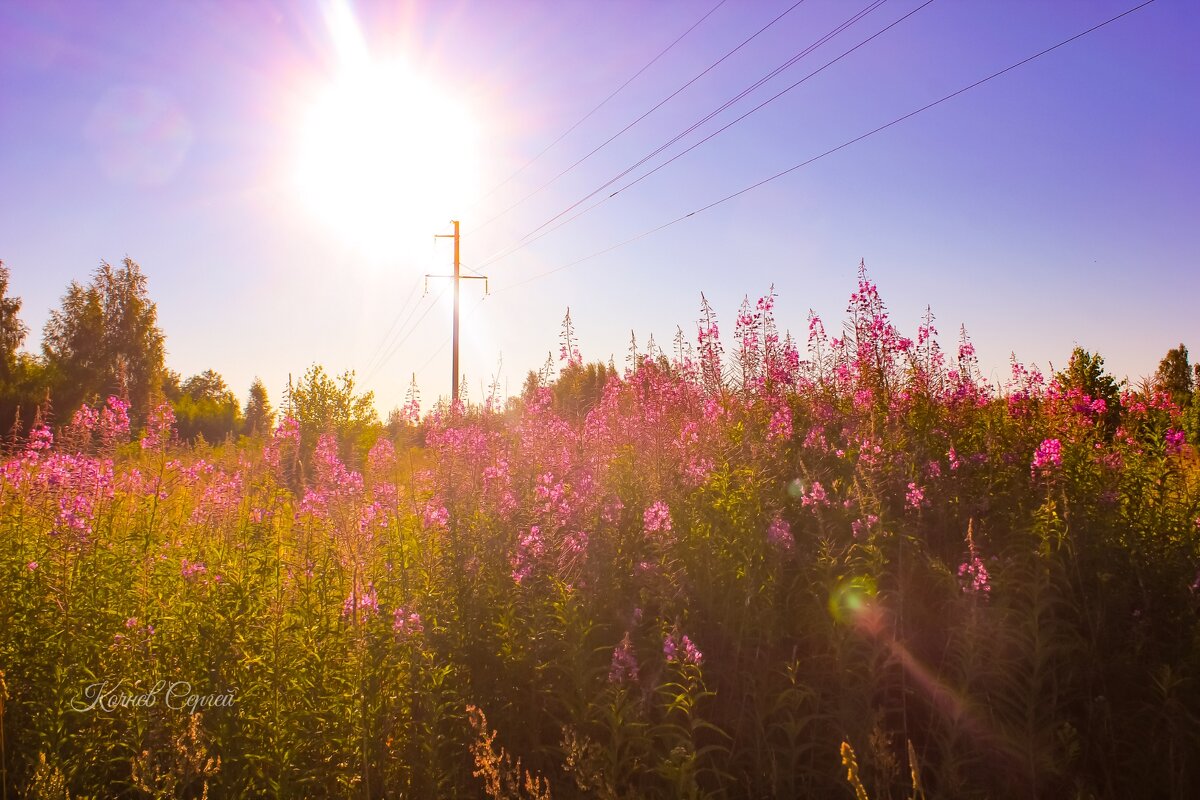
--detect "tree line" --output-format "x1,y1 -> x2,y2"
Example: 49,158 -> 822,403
2,258 -> 1199,450
0,259 -> 379,451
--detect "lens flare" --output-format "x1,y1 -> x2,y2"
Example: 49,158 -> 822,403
827,576 -> 877,626
84,85 -> 193,187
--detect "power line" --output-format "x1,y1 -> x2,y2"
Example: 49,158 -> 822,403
468,0 -> 729,216
469,0 -> 816,237
364,260 -> 485,380
494,0 -> 1157,294
361,228 -> 470,379
474,0 -> 908,270
518,0 -> 891,243
362,285 -> 449,384
413,294 -> 488,378
362,276 -> 421,378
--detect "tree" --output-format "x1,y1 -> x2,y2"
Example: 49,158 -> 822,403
181,369 -> 229,401
290,364 -> 378,460
0,263 -> 52,436
1054,347 -> 1123,430
1154,344 -> 1193,409
42,258 -> 166,421
161,368 -> 183,403
173,369 -> 241,443
551,360 -> 615,421
0,261 -> 28,382
243,378 -> 274,437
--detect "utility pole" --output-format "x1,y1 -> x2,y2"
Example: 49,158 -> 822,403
428,220 -> 487,406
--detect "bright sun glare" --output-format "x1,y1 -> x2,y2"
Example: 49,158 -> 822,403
295,3 -> 479,261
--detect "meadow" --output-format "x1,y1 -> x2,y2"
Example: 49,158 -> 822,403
2,271 -> 1198,799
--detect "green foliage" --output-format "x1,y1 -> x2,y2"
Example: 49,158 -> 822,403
242,378 -> 274,438
551,360 -> 616,421
0,353 -> 52,440
0,263 -> 50,437
0,261 -> 28,382
1155,344 -> 1194,408
289,364 -> 379,459
41,258 -> 165,423
173,369 -> 242,444
1054,347 -> 1123,429
1155,343 -> 1200,443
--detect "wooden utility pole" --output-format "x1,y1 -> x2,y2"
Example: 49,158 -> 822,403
429,220 -> 487,406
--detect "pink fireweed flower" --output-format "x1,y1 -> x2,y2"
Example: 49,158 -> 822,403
511,525 -> 546,585
663,630 -> 703,667
856,438 -> 884,468
98,396 -> 131,445
958,557 -> 991,594
422,503 -> 449,530
26,424 -> 53,456
312,435 -> 364,497
367,437 -> 397,477
72,404 -> 98,432
263,416 -> 301,470
562,530 -> 589,557
1165,428 -> 1186,455
643,501 -> 672,533
766,514 -> 794,553
125,617 -> 139,629
191,471 -> 244,526
140,403 -> 176,450
181,558 -> 207,580
905,482 -> 926,509
274,416 -> 301,444
393,607 -> 424,638
342,584 -> 380,619
958,524 -> 991,594
1031,438 -> 1063,476
767,405 -> 793,441
702,397 -> 723,423
948,447 -> 961,471
851,514 -> 880,539
534,472 -> 572,522
803,427 -> 829,452
27,561 -> 38,571
57,492 -> 96,536
609,632 -> 639,684
357,501 -> 387,538
801,481 -> 829,508
684,454 -> 715,485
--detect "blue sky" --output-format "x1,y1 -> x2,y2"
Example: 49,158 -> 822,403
1,0 -> 1197,413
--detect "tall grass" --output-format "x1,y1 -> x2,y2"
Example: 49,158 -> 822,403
1,269 -> 1197,798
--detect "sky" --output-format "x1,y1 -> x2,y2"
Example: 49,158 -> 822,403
1,0 -> 1197,414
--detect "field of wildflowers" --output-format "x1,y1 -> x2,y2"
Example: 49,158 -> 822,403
2,269 -> 1198,798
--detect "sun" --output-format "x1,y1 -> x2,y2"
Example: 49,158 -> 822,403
295,48 -> 479,260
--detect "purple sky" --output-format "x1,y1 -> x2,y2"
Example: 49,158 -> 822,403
1,0 -> 1197,413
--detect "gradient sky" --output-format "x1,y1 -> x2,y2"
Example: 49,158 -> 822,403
1,0 -> 1197,414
